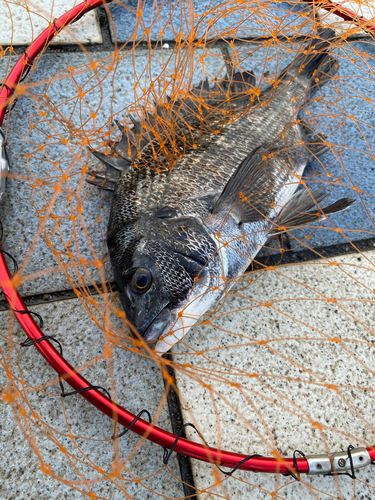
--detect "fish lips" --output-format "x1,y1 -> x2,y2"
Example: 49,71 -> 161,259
121,287 -> 170,340
142,306 -> 173,343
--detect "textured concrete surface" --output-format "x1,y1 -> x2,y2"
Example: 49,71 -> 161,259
107,0 -> 312,43
0,296 -> 183,499
172,250 -> 375,499
0,1 -> 102,46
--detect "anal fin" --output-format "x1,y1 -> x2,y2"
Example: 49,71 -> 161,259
270,189 -> 354,235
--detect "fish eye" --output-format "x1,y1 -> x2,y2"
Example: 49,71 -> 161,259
131,268 -> 152,293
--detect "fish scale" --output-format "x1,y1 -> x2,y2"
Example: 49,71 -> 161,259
119,92 -> 304,214
89,29 -> 354,354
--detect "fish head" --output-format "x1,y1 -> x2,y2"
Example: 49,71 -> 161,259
108,212 -> 219,354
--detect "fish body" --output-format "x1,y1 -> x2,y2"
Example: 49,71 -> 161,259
89,29 -> 353,353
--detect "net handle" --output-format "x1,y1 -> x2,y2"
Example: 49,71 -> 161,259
0,0 -> 373,476
305,0 -> 375,33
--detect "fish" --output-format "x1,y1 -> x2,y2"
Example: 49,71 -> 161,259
88,28 -> 354,354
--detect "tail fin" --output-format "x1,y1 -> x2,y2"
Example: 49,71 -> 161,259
280,28 -> 338,91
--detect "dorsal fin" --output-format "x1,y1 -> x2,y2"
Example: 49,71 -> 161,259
87,70 -> 257,190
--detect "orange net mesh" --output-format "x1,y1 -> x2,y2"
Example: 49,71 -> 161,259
1,1 -> 375,499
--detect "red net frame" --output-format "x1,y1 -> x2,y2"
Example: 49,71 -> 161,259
1,0 -> 375,477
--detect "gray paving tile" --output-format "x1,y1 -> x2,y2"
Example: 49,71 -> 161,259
107,0 -> 312,43
294,39 -> 375,250
0,1 -> 102,46
0,296 -> 184,499
171,249 -> 375,498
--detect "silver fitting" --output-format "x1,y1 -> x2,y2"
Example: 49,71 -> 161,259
0,129 -> 9,200
306,447 -> 371,475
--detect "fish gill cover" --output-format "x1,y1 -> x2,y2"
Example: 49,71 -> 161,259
1,0 -> 375,499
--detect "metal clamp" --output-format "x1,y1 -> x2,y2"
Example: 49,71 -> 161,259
306,447 -> 371,475
0,129 -> 9,200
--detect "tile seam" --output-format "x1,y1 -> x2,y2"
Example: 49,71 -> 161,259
1,236 -> 373,308
4,34 -> 374,55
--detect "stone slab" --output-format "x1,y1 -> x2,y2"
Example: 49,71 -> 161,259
107,0 -> 312,43
294,39 -> 375,250
0,1 -> 102,46
0,296 -> 183,499
172,249 -> 375,498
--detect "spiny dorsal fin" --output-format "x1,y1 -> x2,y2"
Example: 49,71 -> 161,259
87,145 -> 131,191
90,149 -> 131,173
87,70 -> 257,190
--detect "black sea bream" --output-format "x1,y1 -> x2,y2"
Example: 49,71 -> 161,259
89,29 -> 353,354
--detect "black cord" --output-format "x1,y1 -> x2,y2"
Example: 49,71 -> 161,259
288,449 -> 306,481
12,309 -> 44,328
346,445 -> 356,479
163,422 -> 263,476
0,293 -> 45,329
23,50 -> 32,65
325,445 -> 357,479
113,409 -> 152,440
20,335 -> 87,399
20,65 -> 32,83
0,245 -> 44,329
4,99 -> 17,115
1,84 -> 17,116
21,335 -> 62,353
163,423 -> 199,465
61,385 -> 111,400
2,83 -> 14,95
19,50 -> 33,84
218,454 -> 264,477
20,332 -> 111,403
0,249 -> 18,274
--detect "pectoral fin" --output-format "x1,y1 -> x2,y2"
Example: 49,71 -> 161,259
212,142 -> 354,230
211,143 -> 280,224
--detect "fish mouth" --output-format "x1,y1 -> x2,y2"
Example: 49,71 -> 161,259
142,305 -> 172,343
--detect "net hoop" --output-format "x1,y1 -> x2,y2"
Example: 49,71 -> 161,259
0,0 -> 374,477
